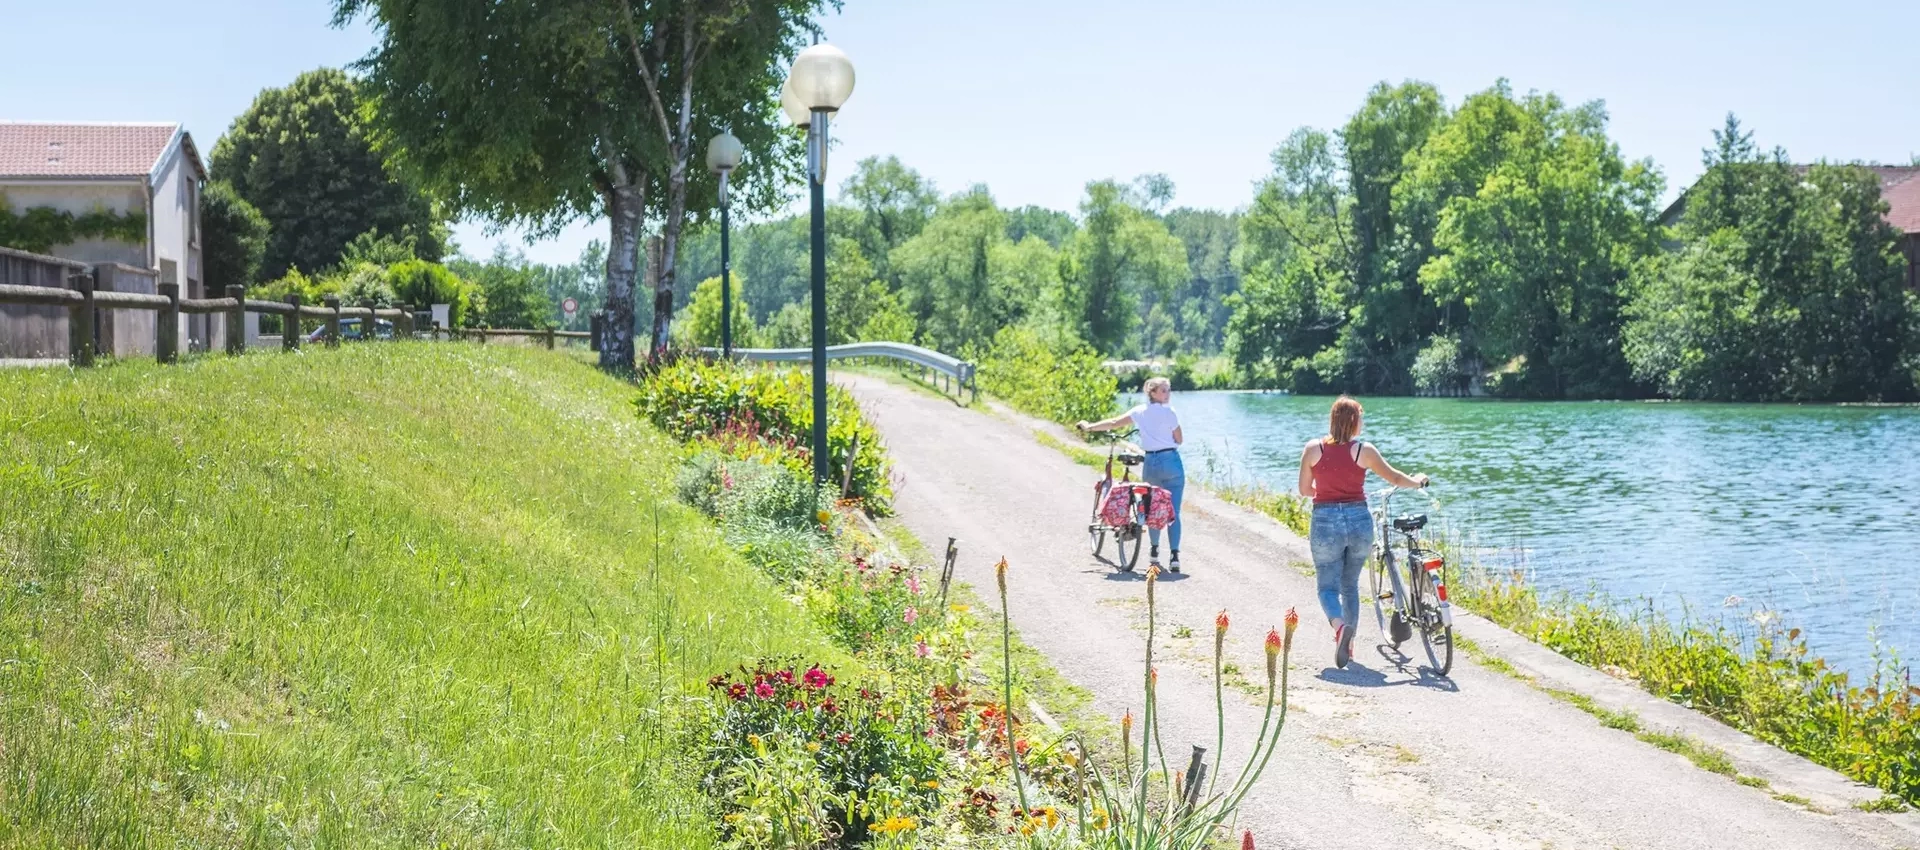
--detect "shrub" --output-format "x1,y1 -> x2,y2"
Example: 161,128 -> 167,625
804,556 -> 925,655
704,660 -> 943,845
637,357 -> 894,512
975,325 -> 1119,426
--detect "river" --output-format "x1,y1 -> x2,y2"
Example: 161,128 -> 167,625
1141,390 -> 1920,676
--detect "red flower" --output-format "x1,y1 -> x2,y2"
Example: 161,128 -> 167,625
776,669 -> 795,685
1243,829 -> 1255,850
820,698 -> 839,714
802,666 -> 834,690
859,688 -> 878,700
785,700 -> 806,712
727,683 -> 749,701
1015,739 -> 1031,756
707,674 -> 727,689
1216,609 -> 1231,634
835,732 -> 853,745
753,682 -> 776,700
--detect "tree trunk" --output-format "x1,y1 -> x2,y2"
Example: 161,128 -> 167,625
602,182 -> 644,373
649,167 -> 687,362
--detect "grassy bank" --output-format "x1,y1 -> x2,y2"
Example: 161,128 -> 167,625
0,344 -> 840,847
1208,480 -> 1919,807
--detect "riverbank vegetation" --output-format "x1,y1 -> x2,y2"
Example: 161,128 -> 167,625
1206,481 -> 1920,806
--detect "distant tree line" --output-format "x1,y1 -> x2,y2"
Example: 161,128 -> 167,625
201,61 -> 1918,402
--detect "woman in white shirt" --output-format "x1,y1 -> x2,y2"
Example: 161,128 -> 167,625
1077,377 -> 1186,572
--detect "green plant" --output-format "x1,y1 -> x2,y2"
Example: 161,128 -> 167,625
636,357 -> 894,511
993,560 -> 1298,848
0,200 -> 146,255
716,732 -> 840,850
975,324 -> 1120,426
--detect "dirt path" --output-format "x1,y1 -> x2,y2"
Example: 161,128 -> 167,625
842,372 -> 1915,850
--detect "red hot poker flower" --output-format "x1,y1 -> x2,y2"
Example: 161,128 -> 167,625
1243,829 -> 1255,850
1284,607 -> 1300,642
1215,610 -> 1230,634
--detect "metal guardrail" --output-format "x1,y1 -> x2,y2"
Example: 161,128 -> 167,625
700,341 -> 976,401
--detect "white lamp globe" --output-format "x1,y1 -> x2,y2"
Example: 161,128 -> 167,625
780,77 -> 811,128
705,132 -> 744,173
787,43 -> 855,112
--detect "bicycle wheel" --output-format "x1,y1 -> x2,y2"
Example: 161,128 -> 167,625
1368,546 -> 1391,638
1411,563 -> 1454,676
1114,526 -> 1143,572
1089,522 -> 1107,557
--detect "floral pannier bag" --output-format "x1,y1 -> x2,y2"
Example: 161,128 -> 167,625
1097,481 -> 1177,529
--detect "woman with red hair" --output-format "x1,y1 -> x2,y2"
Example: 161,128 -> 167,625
1297,396 -> 1428,669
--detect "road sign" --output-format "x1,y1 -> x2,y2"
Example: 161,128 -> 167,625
562,298 -> 579,316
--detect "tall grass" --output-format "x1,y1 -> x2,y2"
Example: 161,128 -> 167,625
0,344 -> 840,848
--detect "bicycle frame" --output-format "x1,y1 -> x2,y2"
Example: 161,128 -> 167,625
1369,487 -> 1454,629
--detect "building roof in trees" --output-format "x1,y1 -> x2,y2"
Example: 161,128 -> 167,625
0,121 -> 205,184
1880,170 -> 1920,235
1660,164 -> 1920,235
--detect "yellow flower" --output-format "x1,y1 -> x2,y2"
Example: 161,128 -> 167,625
1090,807 -> 1111,830
950,604 -> 971,613
816,509 -> 832,526
869,816 -> 918,834
724,813 -> 745,823
806,742 -> 821,753
922,779 -> 940,789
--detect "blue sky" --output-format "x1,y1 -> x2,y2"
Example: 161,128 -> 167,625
6,0 -> 1916,266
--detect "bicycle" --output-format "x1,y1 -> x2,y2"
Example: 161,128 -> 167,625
1086,428 -> 1153,572
1366,485 -> 1455,676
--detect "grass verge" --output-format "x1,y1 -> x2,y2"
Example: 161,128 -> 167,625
0,344 -> 839,848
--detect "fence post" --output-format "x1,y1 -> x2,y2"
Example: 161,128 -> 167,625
590,311 -> 605,352
157,281 -> 180,363
360,300 -> 378,342
397,304 -> 414,339
324,295 -> 342,347
284,293 -> 302,352
544,326 -> 556,350
68,268 -> 96,367
225,285 -> 246,355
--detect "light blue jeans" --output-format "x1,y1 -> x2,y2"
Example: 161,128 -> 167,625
1142,450 -> 1185,553
1310,502 -> 1373,627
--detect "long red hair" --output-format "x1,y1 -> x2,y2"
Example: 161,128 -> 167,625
1326,396 -> 1362,444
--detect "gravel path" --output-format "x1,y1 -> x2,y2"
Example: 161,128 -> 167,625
842,372 -> 1916,850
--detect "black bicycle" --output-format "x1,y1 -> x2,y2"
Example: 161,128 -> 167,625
1086,429 -> 1151,572
1367,486 -> 1455,676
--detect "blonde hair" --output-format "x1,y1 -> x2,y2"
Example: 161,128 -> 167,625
1143,377 -> 1172,396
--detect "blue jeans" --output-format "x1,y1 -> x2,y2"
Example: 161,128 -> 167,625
1142,450 -> 1184,552
1310,502 -> 1373,627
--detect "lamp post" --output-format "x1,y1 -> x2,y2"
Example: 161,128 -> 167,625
783,43 -> 855,487
706,131 -> 744,358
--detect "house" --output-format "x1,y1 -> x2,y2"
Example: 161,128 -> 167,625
0,121 -> 213,355
1658,165 -> 1920,291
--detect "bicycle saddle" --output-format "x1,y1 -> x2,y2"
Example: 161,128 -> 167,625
1116,451 -> 1146,466
1392,514 -> 1428,532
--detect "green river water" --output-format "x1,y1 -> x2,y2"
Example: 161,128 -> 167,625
1139,391 -> 1920,676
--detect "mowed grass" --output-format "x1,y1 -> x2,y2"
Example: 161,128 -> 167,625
0,344 -> 840,848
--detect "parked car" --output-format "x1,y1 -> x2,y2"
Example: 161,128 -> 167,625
305,318 -> 395,343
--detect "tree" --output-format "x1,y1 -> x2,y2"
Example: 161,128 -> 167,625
1058,180 -> 1185,355
209,68 -> 444,280
336,0 -> 821,372
200,180 -> 269,291
1162,208 -> 1240,353
892,188 -> 1045,353
388,259 -> 474,328
676,272 -> 755,348
1004,205 -> 1076,248
1417,91 -> 1663,398
838,156 -> 939,284
449,247 -> 551,330
1625,117 -> 1917,401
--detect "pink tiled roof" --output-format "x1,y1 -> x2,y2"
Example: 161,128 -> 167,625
0,122 -> 183,180
1882,173 -> 1920,235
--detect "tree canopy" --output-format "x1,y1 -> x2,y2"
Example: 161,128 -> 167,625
209,68 -> 444,280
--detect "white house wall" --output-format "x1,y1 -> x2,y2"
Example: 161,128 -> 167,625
0,182 -> 145,267
148,150 -> 210,350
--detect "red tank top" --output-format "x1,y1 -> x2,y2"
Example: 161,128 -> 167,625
1312,440 -> 1367,505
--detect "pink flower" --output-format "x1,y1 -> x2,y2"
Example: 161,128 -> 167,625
908,575 -> 922,595
915,640 -> 930,658
903,606 -> 919,625
802,666 -> 834,690
753,682 -> 776,700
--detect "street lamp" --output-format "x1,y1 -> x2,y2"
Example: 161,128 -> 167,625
705,131 -> 744,358
784,42 -> 854,487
